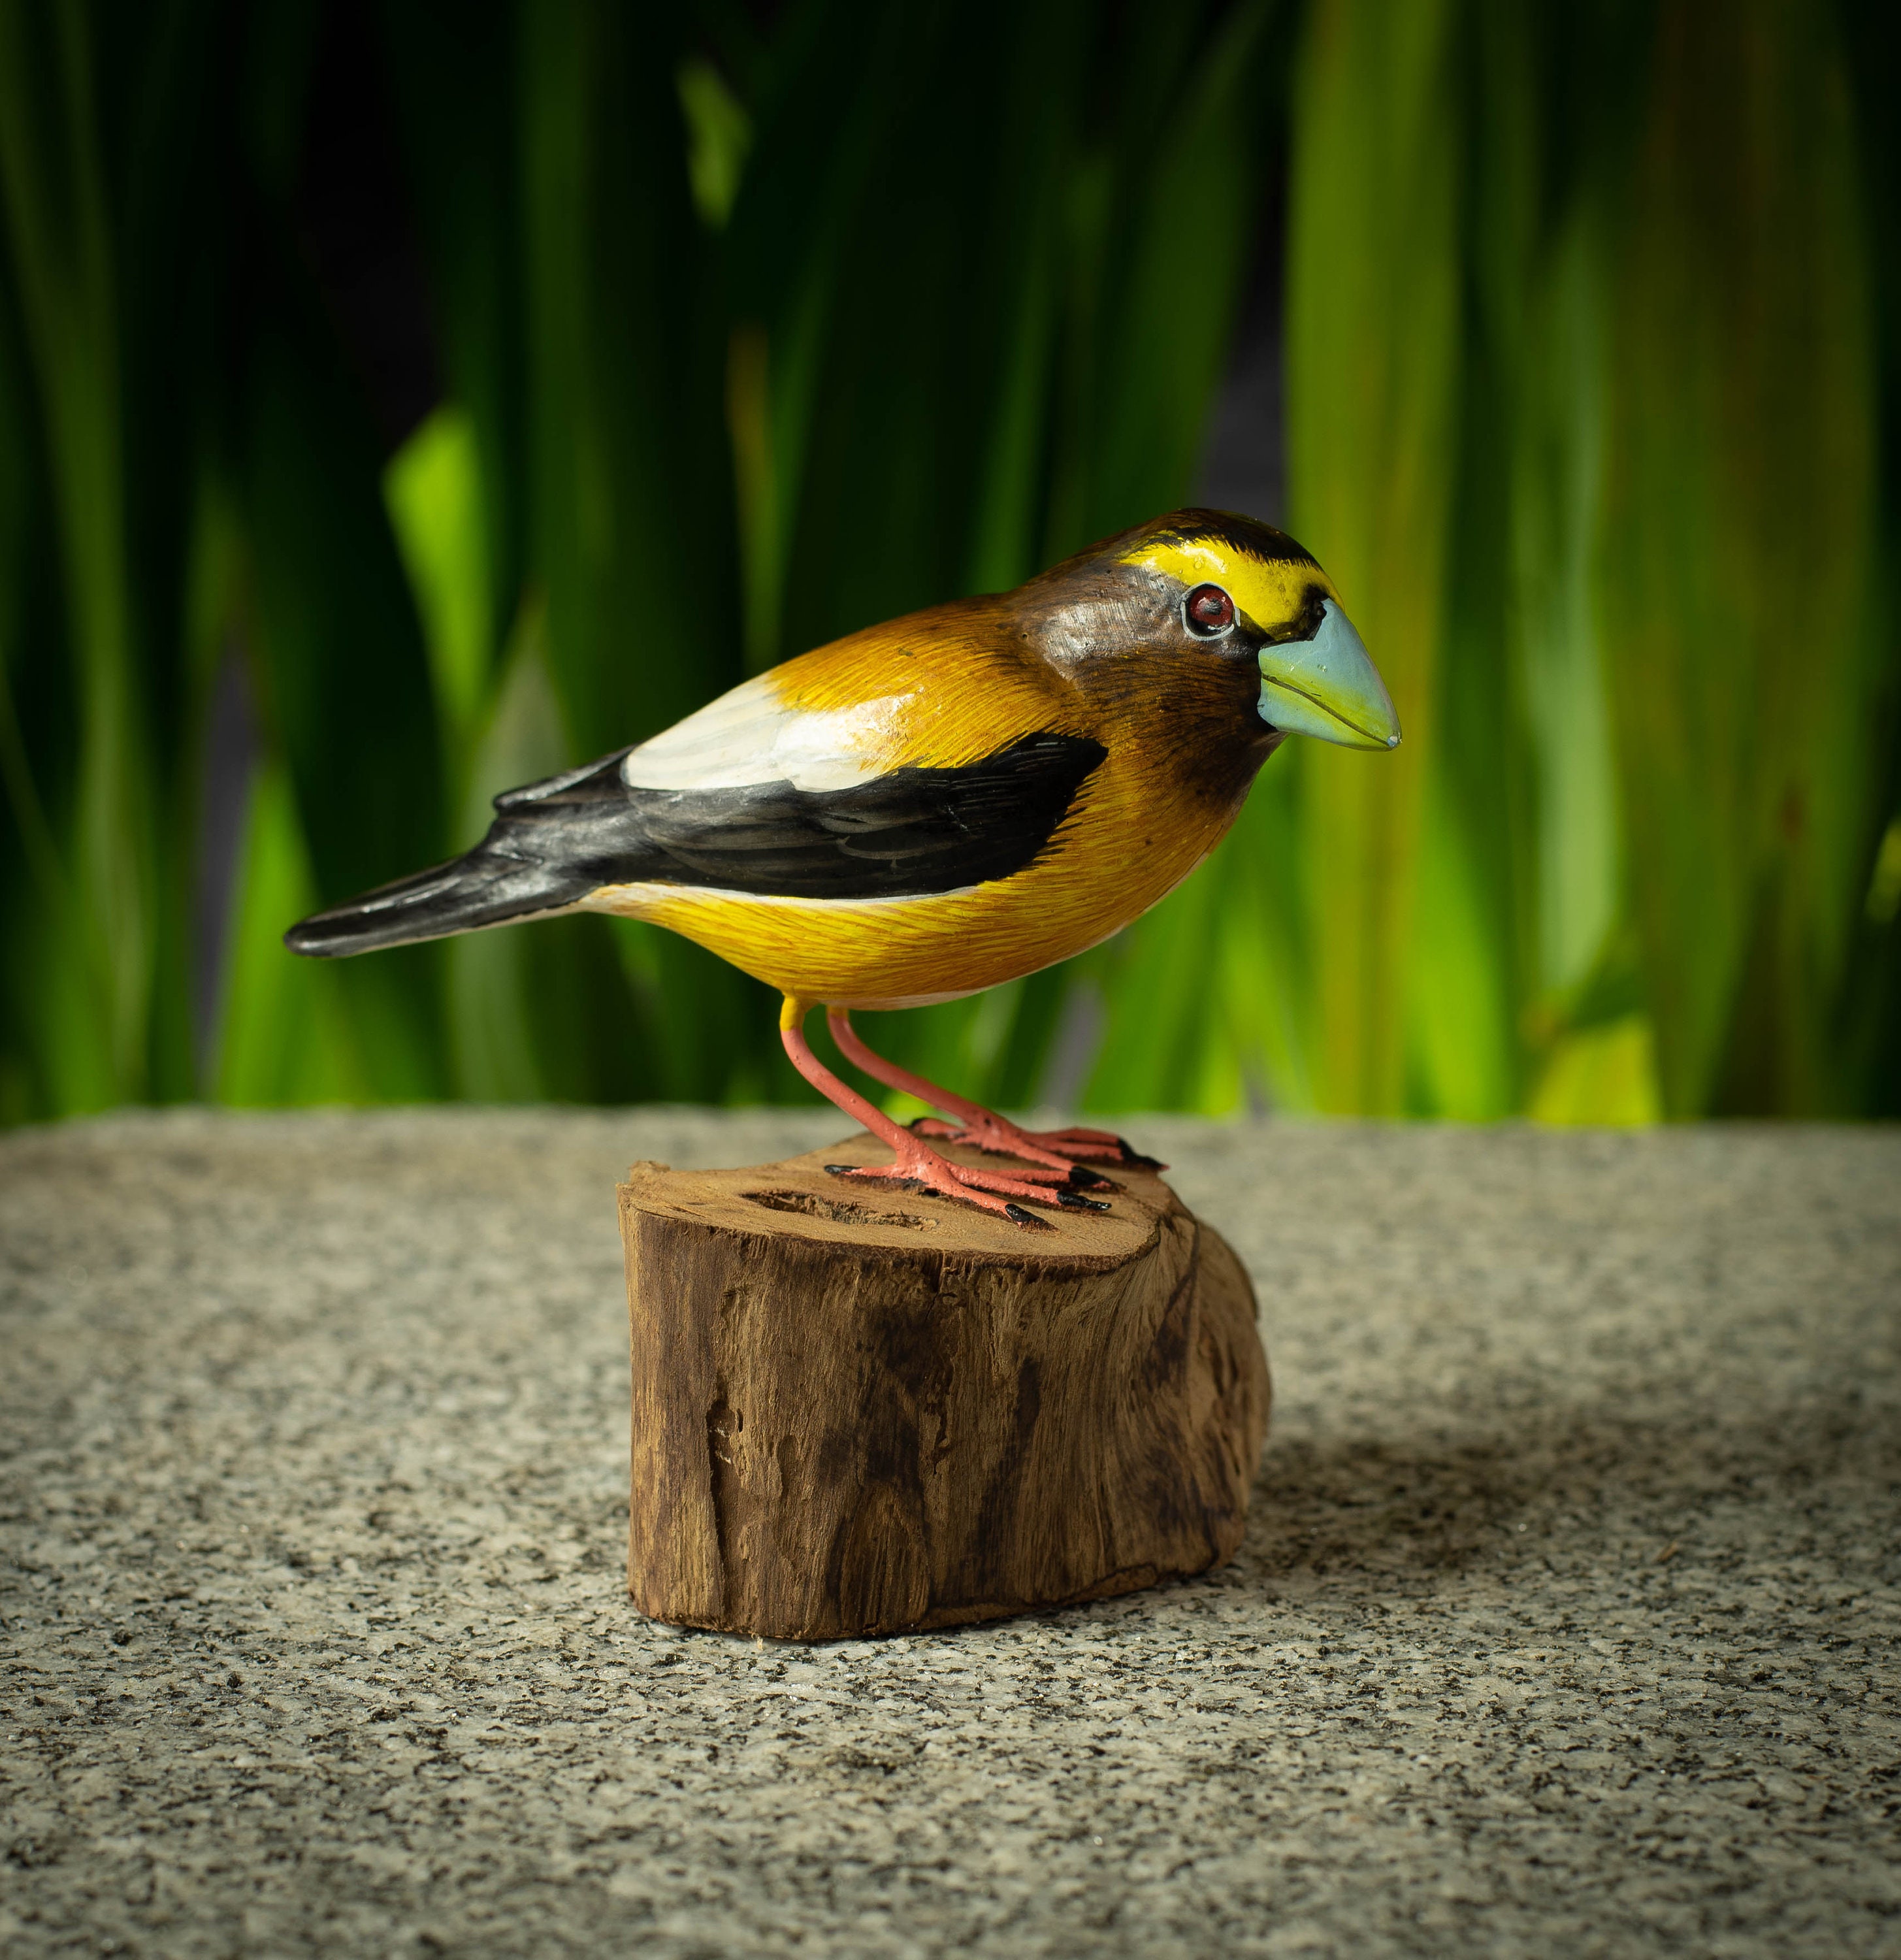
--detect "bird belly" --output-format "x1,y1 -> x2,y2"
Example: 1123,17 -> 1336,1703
586,808 -> 1225,1008
583,883 -> 1025,1007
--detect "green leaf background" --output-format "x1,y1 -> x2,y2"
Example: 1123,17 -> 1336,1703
1,0 -> 1896,1126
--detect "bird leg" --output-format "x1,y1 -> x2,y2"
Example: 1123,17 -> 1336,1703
825,1008 -> 1162,1176
779,1002 -> 1107,1227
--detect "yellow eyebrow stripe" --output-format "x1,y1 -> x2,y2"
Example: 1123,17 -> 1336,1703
1118,540 -> 1335,634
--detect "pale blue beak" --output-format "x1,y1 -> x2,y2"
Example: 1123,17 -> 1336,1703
1258,599 -> 1401,751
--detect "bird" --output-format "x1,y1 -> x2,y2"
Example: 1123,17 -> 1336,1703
286,508 -> 1399,1224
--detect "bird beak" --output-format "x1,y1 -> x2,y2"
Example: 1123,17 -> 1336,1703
1257,599 -> 1401,751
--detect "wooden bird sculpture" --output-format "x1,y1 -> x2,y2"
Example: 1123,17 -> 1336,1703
287,510 -> 1399,1224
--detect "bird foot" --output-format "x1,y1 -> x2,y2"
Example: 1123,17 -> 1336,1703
826,1140 -> 1110,1226
910,1114 -> 1165,1175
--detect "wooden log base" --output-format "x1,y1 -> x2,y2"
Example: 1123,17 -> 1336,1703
619,1132 -> 1269,1641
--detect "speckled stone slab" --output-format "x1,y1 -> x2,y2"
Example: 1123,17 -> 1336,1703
3,1109 -> 1898,1958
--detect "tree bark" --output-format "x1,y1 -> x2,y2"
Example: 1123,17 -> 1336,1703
620,1133 -> 1269,1641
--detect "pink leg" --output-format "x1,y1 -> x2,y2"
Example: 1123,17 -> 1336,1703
779,1001 -> 1105,1226
826,1007 -> 1162,1175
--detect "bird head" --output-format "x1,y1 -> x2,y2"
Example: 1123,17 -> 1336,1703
1028,508 -> 1401,754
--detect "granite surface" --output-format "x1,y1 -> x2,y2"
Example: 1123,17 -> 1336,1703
2,1107 -> 1897,1958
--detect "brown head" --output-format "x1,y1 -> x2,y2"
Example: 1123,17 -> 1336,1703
1015,508 -> 1401,781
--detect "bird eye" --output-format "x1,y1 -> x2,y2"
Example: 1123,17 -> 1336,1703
1184,584 -> 1235,637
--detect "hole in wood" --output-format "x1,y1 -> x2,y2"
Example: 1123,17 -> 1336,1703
741,1188 -> 934,1230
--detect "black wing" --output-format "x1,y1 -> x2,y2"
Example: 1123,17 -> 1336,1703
284,732 -> 1107,956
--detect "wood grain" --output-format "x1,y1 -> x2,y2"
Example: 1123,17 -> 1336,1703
619,1134 -> 1269,1640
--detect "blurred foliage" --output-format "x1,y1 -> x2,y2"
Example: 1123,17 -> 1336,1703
0,0 -> 1895,1126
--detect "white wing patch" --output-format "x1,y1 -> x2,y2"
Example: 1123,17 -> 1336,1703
620,671 -> 915,793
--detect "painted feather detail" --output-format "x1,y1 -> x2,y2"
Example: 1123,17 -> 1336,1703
282,732 -> 1107,955
619,670 -> 913,793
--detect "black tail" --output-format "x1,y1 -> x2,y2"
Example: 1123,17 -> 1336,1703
282,850 -> 589,957
284,748 -> 636,958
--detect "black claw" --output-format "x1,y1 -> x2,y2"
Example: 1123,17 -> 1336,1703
1065,1165 -> 1114,1190
823,1164 -> 858,1176
1056,1190 -> 1111,1212
1114,1137 -> 1166,1171
1003,1202 -> 1052,1229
